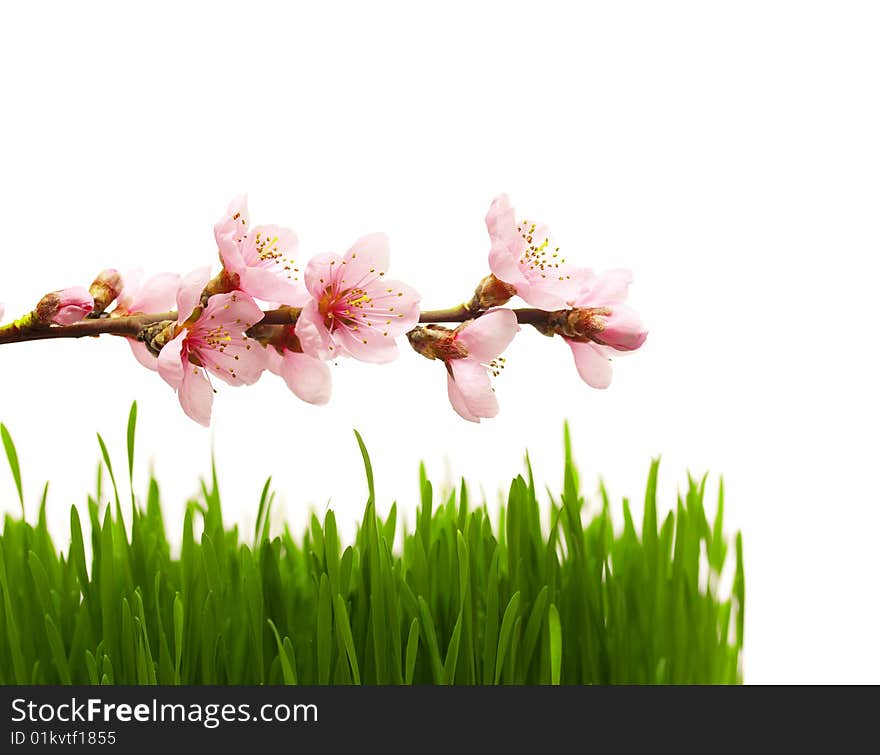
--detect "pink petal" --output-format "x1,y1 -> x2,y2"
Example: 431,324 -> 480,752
195,292 -> 266,386
358,278 -> 422,335
577,268 -> 634,307
217,233 -> 245,277
488,239 -> 529,288
202,336 -> 266,386
486,194 -> 529,287
335,325 -> 400,363
304,252 -> 342,299
200,291 -> 264,328
177,267 -> 212,324
456,308 -> 519,362
340,233 -> 390,287
447,370 -> 481,423
214,194 -> 249,246
240,267 -> 309,305
514,282 -> 572,311
280,351 -> 332,405
178,364 -> 214,427
449,359 -> 499,419
50,287 -> 94,325
127,338 -> 159,371
263,345 -> 284,375
568,340 -> 613,389
116,268 -> 145,311
157,332 -> 186,390
128,272 -> 180,314
241,225 -> 300,273
600,304 -> 647,351
485,193 -> 515,243
294,300 -> 334,359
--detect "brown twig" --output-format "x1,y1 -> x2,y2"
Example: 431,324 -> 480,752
0,305 -> 559,347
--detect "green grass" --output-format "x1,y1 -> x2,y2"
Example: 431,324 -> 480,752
0,404 -> 743,685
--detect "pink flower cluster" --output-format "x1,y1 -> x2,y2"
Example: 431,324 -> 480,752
147,196 -> 422,424
1,194 -> 646,425
426,194 -> 647,421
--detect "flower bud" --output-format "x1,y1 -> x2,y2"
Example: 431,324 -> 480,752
407,325 -> 469,361
469,274 -> 517,311
139,319 -> 178,357
34,287 -> 95,325
596,305 -> 647,351
549,305 -> 647,351
89,269 -> 123,314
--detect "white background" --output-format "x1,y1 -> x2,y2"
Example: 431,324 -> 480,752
1,1 -> 878,683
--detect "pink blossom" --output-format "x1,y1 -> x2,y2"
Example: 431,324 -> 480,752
446,308 -> 519,422
157,273 -> 266,426
295,233 -> 421,363
566,269 -> 647,389
36,287 -> 94,325
113,269 -> 181,371
215,194 -> 308,305
486,194 -> 588,311
264,340 -> 332,406
116,269 -> 180,316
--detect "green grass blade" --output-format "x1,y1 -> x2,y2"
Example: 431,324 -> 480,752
548,604 -> 562,685
0,424 -> 24,515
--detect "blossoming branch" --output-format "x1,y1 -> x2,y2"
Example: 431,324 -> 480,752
0,194 -> 647,425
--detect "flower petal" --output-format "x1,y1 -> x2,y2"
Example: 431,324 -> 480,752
50,287 -> 94,325
304,252 -> 343,299
356,278 -> 422,335
157,332 -> 186,390
116,268 -> 145,312
127,338 -> 158,371
214,194 -> 249,246
514,282 -> 572,311
449,359 -> 499,419
218,232 -> 245,276
577,268 -> 634,307
195,292 -> 265,386
239,224 -> 302,295
240,267 -> 309,306
202,336 -> 266,386
340,232 -> 390,287
334,325 -> 400,363
128,272 -> 180,314
177,266 -> 212,323
455,308 -> 519,363
263,344 -> 284,375
599,304 -> 647,351
485,193 -> 515,243
200,291 -> 264,330
447,370 -> 481,423
280,351 -> 332,405
294,300 -> 335,359
568,340 -> 613,389
486,194 -> 529,287
179,364 -> 214,427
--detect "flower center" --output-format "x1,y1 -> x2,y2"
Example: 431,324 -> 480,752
252,231 -> 300,281
318,286 -> 372,330
517,219 -> 571,282
485,356 -> 506,378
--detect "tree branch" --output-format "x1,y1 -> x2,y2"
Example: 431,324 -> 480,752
0,305 -> 558,347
